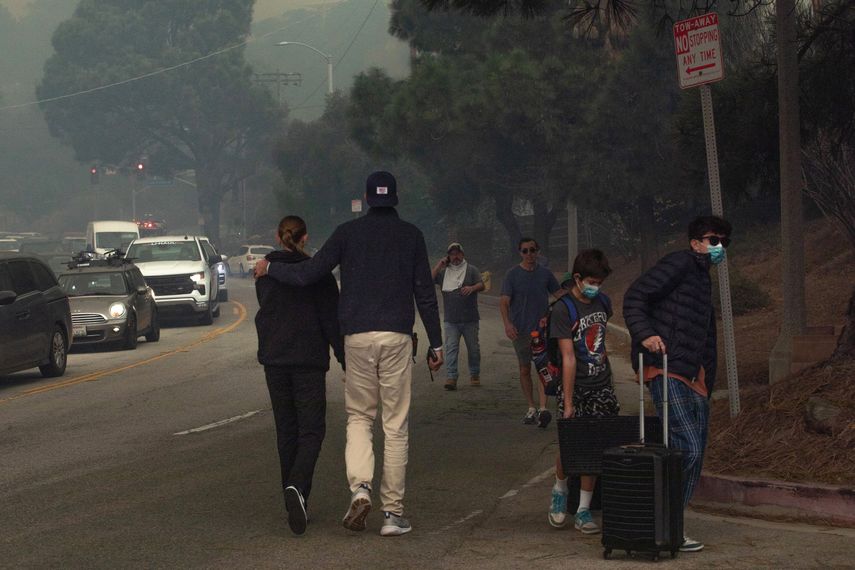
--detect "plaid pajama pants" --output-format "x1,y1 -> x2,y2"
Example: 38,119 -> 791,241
648,375 -> 710,509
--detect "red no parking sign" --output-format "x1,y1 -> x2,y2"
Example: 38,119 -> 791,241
674,13 -> 725,89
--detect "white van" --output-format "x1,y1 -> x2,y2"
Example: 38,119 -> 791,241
85,221 -> 140,256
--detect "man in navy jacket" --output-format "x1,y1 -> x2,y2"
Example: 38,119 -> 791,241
623,215 -> 732,554
255,171 -> 443,537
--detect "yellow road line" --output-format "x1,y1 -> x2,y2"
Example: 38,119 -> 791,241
0,301 -> 247,405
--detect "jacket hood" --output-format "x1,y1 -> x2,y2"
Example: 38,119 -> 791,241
266,249 -> 308,263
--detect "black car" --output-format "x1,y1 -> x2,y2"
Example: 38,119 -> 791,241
58,257 -> 160,350
0,253 -> 73,377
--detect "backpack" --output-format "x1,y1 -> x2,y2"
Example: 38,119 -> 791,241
532,293 -> 612,396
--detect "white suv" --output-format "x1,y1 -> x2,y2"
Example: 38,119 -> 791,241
126,235 -> 220,325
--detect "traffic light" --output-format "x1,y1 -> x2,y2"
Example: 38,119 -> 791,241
135,161 -> 145,180
89,165 -> 99,185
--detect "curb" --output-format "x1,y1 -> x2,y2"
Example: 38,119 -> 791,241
693,472 -> 855,527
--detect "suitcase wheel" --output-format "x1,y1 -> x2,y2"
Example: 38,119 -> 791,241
603,549 -> 611,560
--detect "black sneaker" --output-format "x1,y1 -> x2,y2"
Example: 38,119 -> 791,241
537,409 -> 552,429
284,486 -> 307,535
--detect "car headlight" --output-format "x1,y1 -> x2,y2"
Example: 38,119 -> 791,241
109,302 -> 127,319
189,272 -> 205,284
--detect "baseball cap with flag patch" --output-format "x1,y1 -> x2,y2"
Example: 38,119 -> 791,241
365,171 -> 398,207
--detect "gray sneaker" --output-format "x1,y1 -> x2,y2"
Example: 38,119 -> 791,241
342,484 -> 372,532
380,511 -> 412,536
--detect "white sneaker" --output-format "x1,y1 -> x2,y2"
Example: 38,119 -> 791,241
380,511 -> 412,536
342,484 -> 372,532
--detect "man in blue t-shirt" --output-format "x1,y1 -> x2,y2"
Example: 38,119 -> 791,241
500,237 -> 562,428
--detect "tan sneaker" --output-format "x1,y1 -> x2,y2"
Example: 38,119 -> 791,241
470,375 -> 481,387
444,378 -> 457,391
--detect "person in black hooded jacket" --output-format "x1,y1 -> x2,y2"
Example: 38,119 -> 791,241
255,215 -> 344,536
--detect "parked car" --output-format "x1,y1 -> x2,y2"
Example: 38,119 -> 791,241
58,257 -> 159,349
227,244 -> 274,277
199,237 -> 229,302
0,253 -> 72,377
126,235 -> 221,325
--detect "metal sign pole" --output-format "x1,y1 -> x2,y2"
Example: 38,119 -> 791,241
700,84 -> 740,417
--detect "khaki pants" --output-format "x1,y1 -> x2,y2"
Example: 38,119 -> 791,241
344,331 -> 412,515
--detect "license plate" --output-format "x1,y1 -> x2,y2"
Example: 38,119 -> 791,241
73,326 -> 87,338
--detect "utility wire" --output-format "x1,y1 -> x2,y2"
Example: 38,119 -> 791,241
0,10 -> 328,113
289,0 -> 380,112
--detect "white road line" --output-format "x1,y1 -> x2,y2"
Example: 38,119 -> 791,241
522,468 -> 555,489
431,510 -> 484,535
499,467 -> 554,500
173,410 -> 262,435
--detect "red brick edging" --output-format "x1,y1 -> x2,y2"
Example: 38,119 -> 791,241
693,472 -> 855,526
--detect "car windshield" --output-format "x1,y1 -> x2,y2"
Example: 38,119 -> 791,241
63,238 -> 87,252
59,272 -> 129,296
96,232 -> 139,250
127,241 -> 201,262
20,241 -> 62,254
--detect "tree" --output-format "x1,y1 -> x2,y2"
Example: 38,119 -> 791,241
274,92 -> 443,248
353,1 -> 609,260
36,0 -> 284,245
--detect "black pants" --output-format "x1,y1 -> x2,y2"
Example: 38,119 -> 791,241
264,366 -> 327,503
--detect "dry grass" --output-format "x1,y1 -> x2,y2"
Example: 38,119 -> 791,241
705,359 -> 855,485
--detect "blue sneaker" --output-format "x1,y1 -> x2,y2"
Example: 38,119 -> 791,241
574,509 -> 600,534
548,487 -> 568,528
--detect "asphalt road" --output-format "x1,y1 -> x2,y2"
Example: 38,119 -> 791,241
1,278 -> 853,569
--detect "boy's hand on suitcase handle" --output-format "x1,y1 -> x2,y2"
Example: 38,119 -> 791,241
641,335 -> 667,354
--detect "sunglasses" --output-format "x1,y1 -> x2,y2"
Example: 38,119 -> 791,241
701,235 -> 731,248
520,247 -> 539,254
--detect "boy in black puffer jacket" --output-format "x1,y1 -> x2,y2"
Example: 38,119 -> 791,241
255,215 -> 344,536
623,215 -> 732,554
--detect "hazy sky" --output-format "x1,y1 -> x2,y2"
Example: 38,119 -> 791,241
2,0 -> 345,20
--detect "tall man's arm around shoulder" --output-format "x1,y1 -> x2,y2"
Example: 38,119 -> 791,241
413,232 -> 444,370
255,228 -> 344,286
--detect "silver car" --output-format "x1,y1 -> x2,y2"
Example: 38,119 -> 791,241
58,259 -> 159,350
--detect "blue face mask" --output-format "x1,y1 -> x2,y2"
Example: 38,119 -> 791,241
708,244 -> 725,265
580,282 -> 600,299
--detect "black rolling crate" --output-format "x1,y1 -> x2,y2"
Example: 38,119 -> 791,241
601,354 -> 683,561
557,415 -> 663,475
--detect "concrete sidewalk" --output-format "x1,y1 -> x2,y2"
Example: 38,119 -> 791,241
478,292 -> 855,530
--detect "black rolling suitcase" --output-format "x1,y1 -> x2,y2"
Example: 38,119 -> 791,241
601,353 -> 683,561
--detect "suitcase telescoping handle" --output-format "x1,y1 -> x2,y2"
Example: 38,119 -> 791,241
638,352 -> 669,448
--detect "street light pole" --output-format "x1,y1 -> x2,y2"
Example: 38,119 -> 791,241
275,41 -> 333,95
